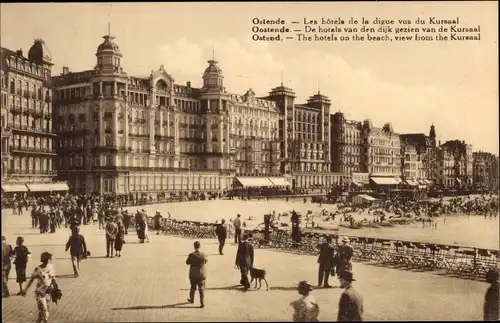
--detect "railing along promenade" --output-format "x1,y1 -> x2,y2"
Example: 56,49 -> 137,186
136,217 -> 498,282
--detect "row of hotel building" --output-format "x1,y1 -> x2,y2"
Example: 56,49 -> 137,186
1,36 -> 498,195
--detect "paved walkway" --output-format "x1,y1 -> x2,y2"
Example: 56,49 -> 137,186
2,213 -> 487,322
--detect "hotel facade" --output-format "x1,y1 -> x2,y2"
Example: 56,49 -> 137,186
52,33 -> 284,195
0,40 -> 66,195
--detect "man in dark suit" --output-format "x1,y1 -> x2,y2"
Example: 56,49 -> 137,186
483,268 -> 499,321
337,270 -> 364,321
317,236 -> 335,288
186,241 -> 207,308
235,234 -> 254,291
65,226 -> 88,277
215,219 -> 227,255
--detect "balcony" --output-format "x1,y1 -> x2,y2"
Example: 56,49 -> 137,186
1,128 -> 12,137
11,124 -> 54,135
10,147 -> 56,155
10,106 -> 22,114
10,169 -> 57,176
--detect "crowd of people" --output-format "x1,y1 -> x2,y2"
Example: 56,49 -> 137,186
1,190 -> 499,322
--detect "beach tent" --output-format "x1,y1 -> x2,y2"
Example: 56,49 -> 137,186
352,194 -> 379,205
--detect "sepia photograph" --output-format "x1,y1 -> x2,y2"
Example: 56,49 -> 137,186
1,1 -> 498,322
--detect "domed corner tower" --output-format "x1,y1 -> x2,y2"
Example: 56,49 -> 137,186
202,58 -> 225,93
95,32 -> 123,74
27,39 -> 54,77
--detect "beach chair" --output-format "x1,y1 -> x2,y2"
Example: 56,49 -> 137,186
476,249 -> 496,280
359,238 -> 376,261
400,241 -> 417,268
374,239 -> 392,263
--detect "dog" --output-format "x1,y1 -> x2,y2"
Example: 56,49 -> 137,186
249,267 -> 269,291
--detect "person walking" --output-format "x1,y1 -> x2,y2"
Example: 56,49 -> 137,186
2,236 -> 13,298
105,217 -> 118,258
215,219 -> 227,255
21,252 -> 56,323
12,236 -> 31,295
114,222 -> 125,257
235,234 -> 254,291
31,206 -> 39,229
153,211 -> 163,235
65,226 -> 87,277
337,270 -> 364,321
122,210 -> 130,235
317,236 -> 335,288
483,268 -> 499,321
186,241 -> 207,308
233,214 -> 242,244
290,281 -> 320,322
336,237 -> 354,280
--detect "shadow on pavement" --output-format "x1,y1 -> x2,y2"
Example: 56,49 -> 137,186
12,232 -> 47,236
267,286 -> 300,291
179,285 -> 246,292
31,244 -> 66,247
174,254 -> 222,257
111,301 -> 195,310
55,274 -> 77,279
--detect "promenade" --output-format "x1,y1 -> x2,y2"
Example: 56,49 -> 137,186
2,213 -> 487,322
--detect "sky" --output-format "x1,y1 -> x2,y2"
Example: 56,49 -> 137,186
1,2 -> 498,153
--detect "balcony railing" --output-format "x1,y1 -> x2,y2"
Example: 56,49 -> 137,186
11,125 -> 54,135
10,169 -> 57,175
11,147 -> 55,154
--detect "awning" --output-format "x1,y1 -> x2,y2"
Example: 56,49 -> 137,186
370,177 -> 399,185
394,177 -> 403,184
26,182 -> 69,192
235,177 -> 274,187
405,180 -> 419,186
351,180 -> 363,187
418,180 -> 427,185
2,184 -> 28,193
267,177 -> 291,186
352,194 -> 379,205
358,194 -> 378,201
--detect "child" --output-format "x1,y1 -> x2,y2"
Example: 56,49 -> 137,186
21,252 -> 56,323
13,236 -> 31,295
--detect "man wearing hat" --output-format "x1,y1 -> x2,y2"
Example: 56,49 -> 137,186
122,209 -> 131,235
337,270 -> 363,321
336,237 -> 354,280
105,217 -> 118,258
483,268 -> 499,321
235,234 -> 254,290
317,236 -> 335,288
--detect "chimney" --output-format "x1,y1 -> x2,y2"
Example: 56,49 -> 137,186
186,81 -> 191,88
62,67 -> 70,75
438,140 -> 441,146
16,49 -> 23,56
